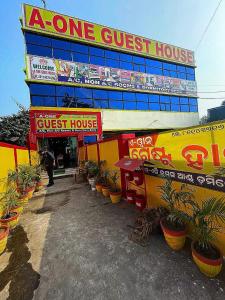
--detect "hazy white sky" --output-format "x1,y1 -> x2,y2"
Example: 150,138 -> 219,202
0,0 -> 225,117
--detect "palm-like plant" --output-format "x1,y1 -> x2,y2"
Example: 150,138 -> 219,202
190,197 -> 225,251
0,185 -> 19,218
158,178 -> 194,229
110,170 -> 120,192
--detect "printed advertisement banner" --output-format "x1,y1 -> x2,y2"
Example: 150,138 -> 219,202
128,122 -> 225,191
32,112 -> 99,134
23,4 -> 195,66
27,55 -> 197,97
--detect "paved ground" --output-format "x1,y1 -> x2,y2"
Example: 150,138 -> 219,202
0,177 -> 225,300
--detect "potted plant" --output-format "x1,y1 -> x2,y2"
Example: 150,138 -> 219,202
0,185 -> 20,229
95,160 -> 106,192
101,170 -> 111,197
17,165 -> 37,199
86,161 -> 99,191
190,197 -> 225,277
34,165 -> 43,192
0,225 -> 9,255
159,178 -> 193,251
109,170 -> 122,204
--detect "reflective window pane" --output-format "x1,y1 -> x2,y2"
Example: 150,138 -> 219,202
32,96 -> 56,106
120,53 -> 132,62
136,93 -> 148,102
71,43 -> 88,54
53,49 -> 72,61
186,67 -> 195,75
133,56 -> 145,65
73,52 -> 89,63
27,44 -> 52,57
137,102 -> 148,110
180,97 -> 189,104
177,65 -> 186,72
149,103 -> 160,110
89,46 -> 104,57
109,100 -> 123,109
180,105 -> 189,112
149,94 -> 160,102
186,74 -> 195,81
90,56 -> 105,66
108,91 -> 122,100
124,102 -> 136,110
189,105 -> 198,112
171,104 -> 180,111
170,96 -> 179,104
160,95 -> 170,103
123,92 -> 136,101
52,39 -> 71,50
189,98 -> 197,105
30,84 -> 55,95
105,50 -> 120,60
93,89 -> 108,99
75,88 -> 92,98
77,99 -> 93,108
120,61 -> 133,70
56,86 -> 74,97
25,32 -> 51,46
105,58 -> 120,68
146,59 -> 162,68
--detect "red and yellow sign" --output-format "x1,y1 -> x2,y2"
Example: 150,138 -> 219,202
129,122 -> 225,191
23,4 -> 195,66
30,109 -> 102,137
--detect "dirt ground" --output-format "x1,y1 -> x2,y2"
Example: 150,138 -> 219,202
0,177 -> 224,300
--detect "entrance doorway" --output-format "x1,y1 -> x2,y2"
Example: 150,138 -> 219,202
38,137 -> 78,170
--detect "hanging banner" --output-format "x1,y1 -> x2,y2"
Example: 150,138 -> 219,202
29,109 -> 102,137
27,55 -> 197,97
23,4 -> 195,66
128,122 -> 225,191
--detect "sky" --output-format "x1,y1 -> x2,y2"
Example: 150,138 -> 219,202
0,0 -> 225,118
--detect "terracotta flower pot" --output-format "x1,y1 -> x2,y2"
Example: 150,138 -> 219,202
160,218 -> 186,251
133,171 -> 144,185
102,186 -> 110,197
26,187 -> 35,199
191,242 -> 223,277
135,194 -> 146,211
0,212 -> 20,230
96,183 -> 103,193
126,189 -> 136,204
18,193 -> 29,206
110,191 -> 122,204
11,206 -> 24,215
125,172 -> 133,181
35,181 -> 43,192
0,226 -> 9,255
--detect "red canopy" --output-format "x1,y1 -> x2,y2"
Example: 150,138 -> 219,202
115,157 -> 145,171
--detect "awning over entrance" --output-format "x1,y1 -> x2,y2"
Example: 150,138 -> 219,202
115,157 -> 145,171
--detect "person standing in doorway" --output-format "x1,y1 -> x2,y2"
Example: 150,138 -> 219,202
40,146 -> 55,187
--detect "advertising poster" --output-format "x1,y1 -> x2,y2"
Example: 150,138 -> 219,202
128,122 -> 225,192
23,4 -> 195,66
27,55 -> 197,97
34,113 -> 98,133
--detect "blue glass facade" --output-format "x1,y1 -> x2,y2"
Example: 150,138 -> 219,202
25,32 -> 198,113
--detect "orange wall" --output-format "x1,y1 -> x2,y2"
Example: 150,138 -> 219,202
87,144 -> 98,162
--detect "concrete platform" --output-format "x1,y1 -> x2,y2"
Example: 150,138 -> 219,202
0,177 -> 224,300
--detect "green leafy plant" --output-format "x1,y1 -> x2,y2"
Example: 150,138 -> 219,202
0,185 -> 19,218
109,170 -> 121,192
158,178 -> 194,229
190,197 -> 225,252
86,161 -> 99,178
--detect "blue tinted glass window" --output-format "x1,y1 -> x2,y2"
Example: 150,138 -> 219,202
120,61 -> 133,70
177,72 -> 186,79
73,52 -> 89,63
160,95 -> 170,103
123,92 -> 136,101
32,96 -> 56,106
149,94 -> 159,102
149,103 -> 160,110
133,56 -> 145,65
180,105 -> 189,112
165,104 -> 171,111
30,84 -> 55,95
105,50 -> 120,60
99,100 -> 109,108
75,88 -> 92,98
163,63 -> 171,70
56,86 -> 74,96
139,65 -> 146,72
136,93 -> 148,102
54,49 -> 72,61
189,106 -> 198,112
120,53 -> 132,62
186,74 -> 195,81
52,39 -> 71,50
180,97 -> 189,104
90,56 -> 105,65
25,33 -> 51,46
27,44 -> 52,57
124,102 -> 136,110
170,96 -> 179,104
177,65 -> 186,72
189,98 -> 197,105
93,89 -> 108,99
160,104 -> 166,111
151,68 -> 163,75
57,96 -> 77,107
170,71 -> 177,78
133,65 -> 140,72
89,46 -> 104,57
108,91 -> 122,100
93,100 -> 101,108
105,58 -> 120,68
186,67 -> 195,75
109,100 -> 123,109
171,104 -> 180,111
84,136 -> 97,144
137,102 -> 148,110
146,59 -> 162,68
71,43 -> 88,54
163,70 -> 170,77
77,99 -> 93,108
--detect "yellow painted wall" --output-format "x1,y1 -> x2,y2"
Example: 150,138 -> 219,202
99,140 -> 121,188
87,144 -> 98,162
30,150 -> 39,166
145,175 -> 225,255
0,146 -> 16,193
16,149 -> 30,165
78,146 -> 86,162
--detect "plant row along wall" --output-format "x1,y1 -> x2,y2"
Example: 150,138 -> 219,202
0,142 -> 39,194
128,120 -> 225,256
